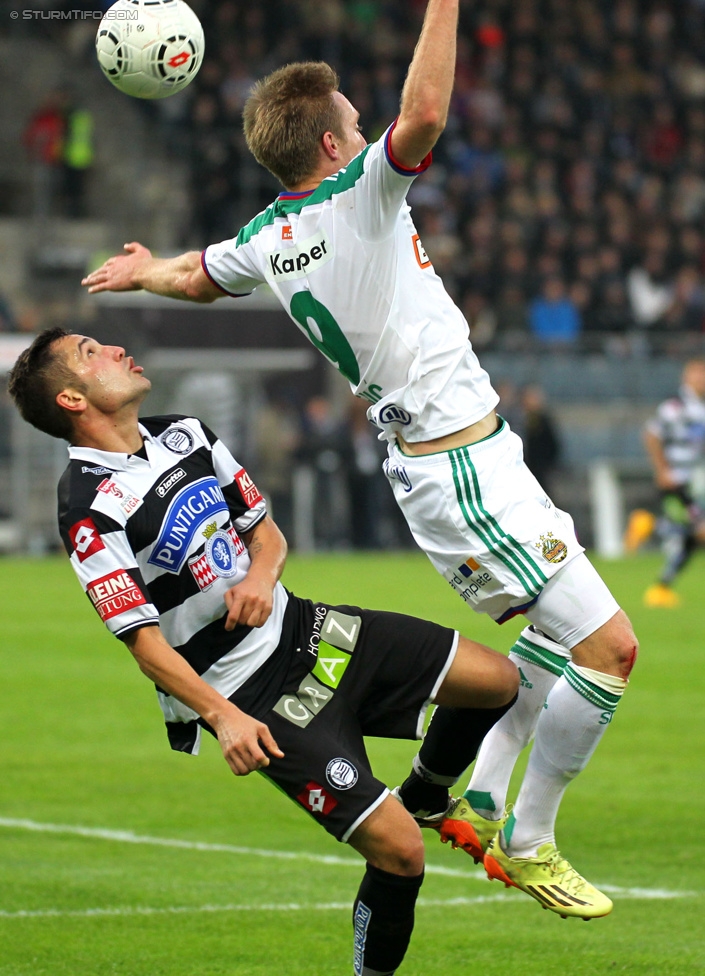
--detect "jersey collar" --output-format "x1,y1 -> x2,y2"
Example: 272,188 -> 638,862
67,423 -> 156,472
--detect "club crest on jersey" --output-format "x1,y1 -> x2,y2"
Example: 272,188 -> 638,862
160,426 -> 194,455
535,532 -> 568,563
264,231 -> 333,282
203,521 -> 238,579
149,477 -> 229,573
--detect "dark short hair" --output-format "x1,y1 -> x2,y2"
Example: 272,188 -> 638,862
7,327 -> 85,440
243,61 -> 343,188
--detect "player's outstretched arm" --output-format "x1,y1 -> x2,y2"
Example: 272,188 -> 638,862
224,516 -> 288,631
125,625 -> 284,773
391,0 -> 459,168
81,242 -> 223,303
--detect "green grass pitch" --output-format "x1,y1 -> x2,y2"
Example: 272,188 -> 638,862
0,550 -> 703,975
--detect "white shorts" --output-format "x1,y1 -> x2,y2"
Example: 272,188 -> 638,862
385,419 -> 618,642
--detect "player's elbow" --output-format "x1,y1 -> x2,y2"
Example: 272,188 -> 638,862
184,280 -> 218,303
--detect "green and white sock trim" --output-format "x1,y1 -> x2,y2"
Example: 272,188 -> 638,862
512,633 -> 569,678
564,663 -> 626,714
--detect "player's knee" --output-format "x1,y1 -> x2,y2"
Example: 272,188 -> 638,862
499,655 -> 521,703
374,823 -> 425,877
616,630 -> 638,679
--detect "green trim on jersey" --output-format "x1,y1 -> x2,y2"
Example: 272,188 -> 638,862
512,634 -> 568,677
450,447 -> 548,598
236,147 -> 372,247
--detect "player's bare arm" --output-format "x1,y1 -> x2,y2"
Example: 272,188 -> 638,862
125,625 -> 283,774
224,516 -> 288,631
391,0 -> 458,168
644,428 -> 677,490
81,242 -> 222,303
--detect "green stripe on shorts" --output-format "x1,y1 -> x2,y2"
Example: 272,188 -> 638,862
450,448 -> 546,598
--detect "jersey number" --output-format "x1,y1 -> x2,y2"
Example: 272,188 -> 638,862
290,292 -> 360,385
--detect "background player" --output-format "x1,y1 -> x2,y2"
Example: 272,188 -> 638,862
81,0 -> 637,917
626,358 -> 705,607
7,327 -> 520,972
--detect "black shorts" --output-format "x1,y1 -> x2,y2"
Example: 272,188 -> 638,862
225,594 -> 457,843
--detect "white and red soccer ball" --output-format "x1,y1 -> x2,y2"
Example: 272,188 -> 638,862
95,0 -> 204,99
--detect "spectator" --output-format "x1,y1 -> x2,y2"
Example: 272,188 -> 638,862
521,384 -> 561,498
62,100 -> 94,218
23,90 -> 66,219
529,276 -> 581,346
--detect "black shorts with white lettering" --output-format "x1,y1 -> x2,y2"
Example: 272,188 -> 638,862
223,594 -> 457,843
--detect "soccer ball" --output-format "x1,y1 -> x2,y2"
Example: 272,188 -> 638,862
95,0 -> 204,99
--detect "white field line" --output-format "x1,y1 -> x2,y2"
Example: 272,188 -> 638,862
0,816 -> 698,903
0,895 -> 515,920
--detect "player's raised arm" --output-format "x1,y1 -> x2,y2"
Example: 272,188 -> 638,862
391,0 -> 459,169
125,625 -> 284,774
81,242 -> 223,303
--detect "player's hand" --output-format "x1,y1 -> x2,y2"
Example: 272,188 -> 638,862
214,706 -> 284,775
81,242 -> 151,293
223,576 -> 275,630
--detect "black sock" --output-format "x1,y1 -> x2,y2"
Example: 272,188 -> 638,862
400,697 -> 518,816
353,863 -> 424,975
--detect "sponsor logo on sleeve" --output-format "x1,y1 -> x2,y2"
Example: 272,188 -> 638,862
235,468 -> 263,508
155,467 -> 187,498
412,233 -> 432,269
160,426 -> 194,455
81,465 -> 114,476
87,569 -> 147,621
264,231 -> 333,282
296,782 -> 338,816
68,517 -> 106,562
326,758 -> 358,791
148,477 -> 229,574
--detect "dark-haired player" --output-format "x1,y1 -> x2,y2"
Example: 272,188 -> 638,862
8,327 -> 518,974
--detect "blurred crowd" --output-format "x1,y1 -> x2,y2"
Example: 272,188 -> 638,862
167,0 -> 705,353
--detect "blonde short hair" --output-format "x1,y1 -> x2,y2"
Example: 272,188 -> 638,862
243,61 -> 343,189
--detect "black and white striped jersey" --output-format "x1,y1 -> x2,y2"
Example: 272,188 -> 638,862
58,415 -> 289,751
645,386 -> 705,486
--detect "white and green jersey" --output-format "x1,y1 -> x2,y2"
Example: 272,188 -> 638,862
202,121 -> 499,443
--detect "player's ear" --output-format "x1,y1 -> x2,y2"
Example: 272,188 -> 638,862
321,130 -> 340,161
56,387 -> 87,416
